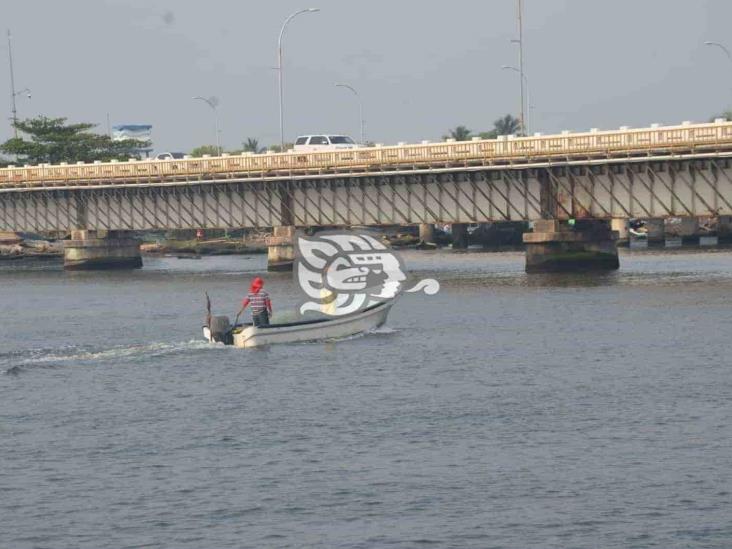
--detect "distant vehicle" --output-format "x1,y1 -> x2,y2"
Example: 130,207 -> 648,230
293,135 -> 358,152
153,152 -> 186,160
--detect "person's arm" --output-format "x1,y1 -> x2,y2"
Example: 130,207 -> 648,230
240,297 -> 250,313
265,295 -> 272,314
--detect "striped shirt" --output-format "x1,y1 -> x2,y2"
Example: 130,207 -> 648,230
243,290 -> 271,313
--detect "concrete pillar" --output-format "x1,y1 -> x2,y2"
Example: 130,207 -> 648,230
523,219 -> 619,273
266,226 -> 296,272
611,218 -> 629,247
451,223 -> 468,249
419,223 -> 435,243
64,230 -> 142,270
644,218 -> 665,246
718,215 -> 732,243
665,217 -> 700,245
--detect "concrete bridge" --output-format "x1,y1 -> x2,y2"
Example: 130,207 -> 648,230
2,120 -> 732,271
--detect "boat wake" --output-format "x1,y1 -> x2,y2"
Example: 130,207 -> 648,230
320,325 -> 400,343
3,340 -> 216,375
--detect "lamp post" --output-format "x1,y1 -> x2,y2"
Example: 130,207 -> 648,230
192,96 -> 221,155
277,8 -> 319,150
704,41 -> 732,64
510,0 -> 526,136
704,41 -> 732,110
335,82 -> 364,144
501,65 -> 530,134
7,30 -> 31,138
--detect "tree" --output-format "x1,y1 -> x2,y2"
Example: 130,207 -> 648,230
443,125 -> 472,141
0,116 -> 150,164
710,110 -> 732,122
242,138 -> 264,153
190,144 -> 220,157
267,143 -> 294,153
493,114 -> 522,137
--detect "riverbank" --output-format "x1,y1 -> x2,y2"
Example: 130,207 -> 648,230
140,237 -> 267,257
0,232 -> 62,260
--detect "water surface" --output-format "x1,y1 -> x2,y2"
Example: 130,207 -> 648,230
2,249 -> 731,548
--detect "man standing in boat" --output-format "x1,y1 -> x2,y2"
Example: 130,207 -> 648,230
237,276 -> 273,327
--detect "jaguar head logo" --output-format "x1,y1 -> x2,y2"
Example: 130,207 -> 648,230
296,232 -> 410,316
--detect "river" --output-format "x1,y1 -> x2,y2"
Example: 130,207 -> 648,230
1,248 -> 731,548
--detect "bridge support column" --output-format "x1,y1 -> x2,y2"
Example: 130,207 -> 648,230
419,223 -> 435,244
644,218 -> 665,246
64,230 -> 142,270
611,218 -> 629,247
266,226 -> 296,272
718,216 -> 732,243
523,220 -> 619,273
451,223 -> 468,249
666,217 -> 700,245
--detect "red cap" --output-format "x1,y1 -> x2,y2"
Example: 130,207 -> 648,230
250,276 -> 264,293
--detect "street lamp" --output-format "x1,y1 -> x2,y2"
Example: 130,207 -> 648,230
335,82 -> 364,144
192,95 -> 221,155
510,0 -> 526,136
501,65 -> 530,134
704,41 -> 732,64
277,8 -> 320,150
7,29 -> 31,138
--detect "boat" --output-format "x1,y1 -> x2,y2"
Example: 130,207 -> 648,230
203,300 -> 393,348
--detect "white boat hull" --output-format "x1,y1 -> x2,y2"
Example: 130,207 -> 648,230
203,301 -> 393,348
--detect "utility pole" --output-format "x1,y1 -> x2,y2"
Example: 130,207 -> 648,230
517,0 -> 526,136
7,29 -> 18,138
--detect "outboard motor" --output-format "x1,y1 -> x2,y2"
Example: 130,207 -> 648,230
209,315 -> 233,345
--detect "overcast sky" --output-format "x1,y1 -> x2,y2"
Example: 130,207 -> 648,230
2,0 -> 731,153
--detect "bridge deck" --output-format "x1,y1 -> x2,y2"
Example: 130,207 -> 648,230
3,121 -> 732,192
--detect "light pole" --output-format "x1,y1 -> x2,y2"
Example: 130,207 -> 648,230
704,41 -> 732,64
704,41 -> 732,109
510,0 -> 526,135
192,96 -> 221,155
7,30 -> 31,138
277,8 -> 319,150
335,83 -> 364,144
501,65 -> 530,134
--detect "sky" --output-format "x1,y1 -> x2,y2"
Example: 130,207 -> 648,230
2,0 -> 732,154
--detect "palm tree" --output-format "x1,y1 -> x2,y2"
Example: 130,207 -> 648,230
242,138 -> 263,153
493,115 -> 522,137
710,110 -> 732,122
444,125 -> 472,141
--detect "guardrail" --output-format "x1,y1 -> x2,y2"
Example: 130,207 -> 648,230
3,120 -> 732,190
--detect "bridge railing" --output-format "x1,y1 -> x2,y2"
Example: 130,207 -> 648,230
3,120 -> 732,189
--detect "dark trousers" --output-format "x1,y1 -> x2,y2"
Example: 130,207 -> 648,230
252,310 -> 269,327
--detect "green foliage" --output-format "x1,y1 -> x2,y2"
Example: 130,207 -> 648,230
190,144 -> 220,157
267,143 -> 294,153
242,138 -> 264,154
0,116 -> 150,164
492,114 -> 522,137
710,110 -> 732,122
443,125 -> 473,141
470,114 -> 523,141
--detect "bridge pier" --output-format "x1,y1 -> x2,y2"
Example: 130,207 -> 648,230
645,218 -> 665,246
523,220 -> 619,273
451,223 -> 469,249
63,230 -> 142,270
266,226 -> 296,272
611,218 -> 629,246
419,223 -> 435,244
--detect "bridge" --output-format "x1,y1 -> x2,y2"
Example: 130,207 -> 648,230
2,120 -> 732,271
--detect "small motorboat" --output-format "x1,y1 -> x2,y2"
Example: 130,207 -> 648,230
203,300 -> 393,348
